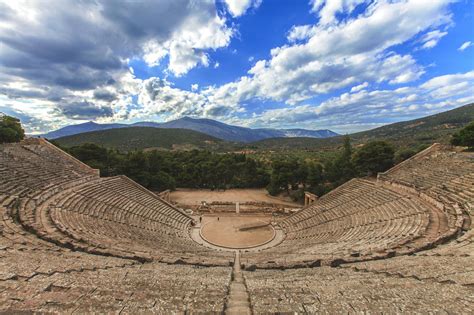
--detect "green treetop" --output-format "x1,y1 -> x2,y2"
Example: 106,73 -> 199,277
0,114 -> 25,143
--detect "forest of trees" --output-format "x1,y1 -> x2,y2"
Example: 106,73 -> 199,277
63,143 -> 270,192
265,137 -> 399,200
58,136 -> 405,202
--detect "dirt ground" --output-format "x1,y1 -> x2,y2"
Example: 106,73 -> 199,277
169,188 -> 300,207
200,215 -> 274,248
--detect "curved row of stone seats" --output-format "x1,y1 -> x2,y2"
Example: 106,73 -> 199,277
0,261 -> 232,313
19,138 -> 99,176
242,178 -> 455,268
243,267 -> 474,313
430,173 -> 474,214
2,190 -> 232,313
0,141 -> 98,198
1,194 -> 141,283
19,176 -> 233,265
378,144 -> 473,215
379,144 -> 472,190
346,145 -> 474,286
3,194 -> 231,313
377,144 -> 472,248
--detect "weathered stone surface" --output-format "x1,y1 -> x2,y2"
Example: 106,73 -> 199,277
0,141 -> 473,313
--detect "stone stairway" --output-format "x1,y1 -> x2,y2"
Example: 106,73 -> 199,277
225,251 -> 252,314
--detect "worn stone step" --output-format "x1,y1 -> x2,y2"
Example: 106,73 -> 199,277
226,306 -> 252,315
229,283 -> 247,291
227,299 -> 249,308
228,291 -> 248,299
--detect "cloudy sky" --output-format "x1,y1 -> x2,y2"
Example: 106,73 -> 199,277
0,0 -> 473,134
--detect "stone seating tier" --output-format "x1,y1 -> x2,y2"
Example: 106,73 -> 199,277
241,178 -> 460,268
1,140 -> 473,313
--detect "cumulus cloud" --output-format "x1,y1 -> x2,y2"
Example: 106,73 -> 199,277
93,89 -> 118,102
133,77 -> 240,121
0,0 -> 236,131
209,1 -> 450,107
458,41 -> 473,51
0,1 -> 233,91
245,70 -> 474,132
224,0 -> 262,17
56,101 -> 114,120
0,0 -> 468,135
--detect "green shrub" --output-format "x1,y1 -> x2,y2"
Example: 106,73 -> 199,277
0,115 -> 25,143
451,121 -> 474,149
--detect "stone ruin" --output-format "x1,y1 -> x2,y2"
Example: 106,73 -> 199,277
0,138 -> 473,313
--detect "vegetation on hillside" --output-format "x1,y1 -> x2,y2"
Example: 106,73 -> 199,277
60,143 -> 269,192
451,121 -> 474,150
266,137 -> 397,199
54,127 -> 224,151
252,103 -> 474,151
352,141 -> 395,176
0,114 -> 25,143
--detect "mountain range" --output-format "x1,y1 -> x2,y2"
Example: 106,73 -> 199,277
41,117 -> 338,142
51,103 -> 474,152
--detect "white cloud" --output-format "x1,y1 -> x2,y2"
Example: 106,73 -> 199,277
224,0 -> 262,17
350,82 -> 368,93
421,70 -> 474,90
0,0 -> 238,132
1,0 -> 468,136
287,24 -> 315,42
310,0 -> 366,26
244,70 -> 474,132
134,77 -> 241,121
0,0 -> 235,87
419,30 -> 448,50
209,0 -> 450,107
458,41 -> 473,51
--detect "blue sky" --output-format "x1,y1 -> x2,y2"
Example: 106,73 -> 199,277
0,0 -> 473,134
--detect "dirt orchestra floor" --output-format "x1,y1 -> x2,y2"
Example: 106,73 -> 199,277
200,215 -> 275,248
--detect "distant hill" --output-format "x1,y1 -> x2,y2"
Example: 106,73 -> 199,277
54,127 -> 222,151
252,103 -> 474,150
49,103 -> 473,152
41,116 -> 338,142
42,121 -> 128,139
151,117 -> 338,142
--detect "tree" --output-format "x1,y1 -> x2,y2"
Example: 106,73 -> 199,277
325,136 -> 355,184
451,122 -> 474,150
0,115 -> 25,143
307,163 -> 324,187
352,141 -> 395,176
267,159 -> 300,194
394,148 -> 416,164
